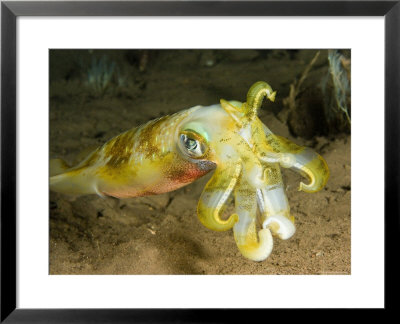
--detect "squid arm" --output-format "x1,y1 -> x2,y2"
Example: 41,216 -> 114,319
259,125 -> 330,193
232,82 -> 329,194
281,147 -> 330,193
197,162 -> 241,231
256,184 -> 296,240
233,178 -> 274,261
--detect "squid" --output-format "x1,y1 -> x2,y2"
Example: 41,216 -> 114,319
50,81 -> 329,261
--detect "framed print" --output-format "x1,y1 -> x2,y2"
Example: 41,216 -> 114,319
1,0 -> 398,322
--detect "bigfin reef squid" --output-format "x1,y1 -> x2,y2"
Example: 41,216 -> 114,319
50,81 -> 329,262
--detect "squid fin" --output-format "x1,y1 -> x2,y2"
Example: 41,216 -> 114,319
73,145 -> 99,164
50,158 -> 70,177
50,169 -> 99,196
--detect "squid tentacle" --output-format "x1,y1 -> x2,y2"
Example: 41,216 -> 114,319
197,162 -> 241,231
233,178 -> 274,261
276,140 -> 330,193
259,126 -> 330,193
245,81 -> 277,119
233,224 -> 273,262
286,148 -> 330,193
220,81 -> 276,127
256,185 -> 296,240
239,143 -> 272,189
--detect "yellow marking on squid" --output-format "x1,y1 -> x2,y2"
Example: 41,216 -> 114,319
299,154 -> 330,193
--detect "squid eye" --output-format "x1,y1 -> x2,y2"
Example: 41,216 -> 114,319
179,131 -> 208,158
184,136 -> 198,150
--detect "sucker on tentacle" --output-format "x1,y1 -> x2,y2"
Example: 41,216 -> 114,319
50,81 -> 329,262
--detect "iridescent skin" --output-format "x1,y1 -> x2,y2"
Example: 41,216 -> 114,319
50,81 -> 329,261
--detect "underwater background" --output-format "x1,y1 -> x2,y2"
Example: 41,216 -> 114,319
49,49 -> 351,274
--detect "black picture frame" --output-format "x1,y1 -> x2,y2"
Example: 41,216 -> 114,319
1,0 -> 398,322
